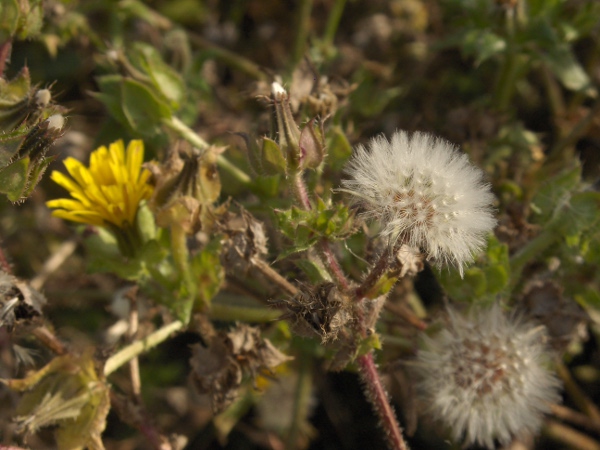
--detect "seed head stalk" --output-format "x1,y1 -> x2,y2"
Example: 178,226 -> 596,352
290,172 -> 409,450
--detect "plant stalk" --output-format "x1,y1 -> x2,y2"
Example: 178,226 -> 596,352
357,352 -> 408,450
323,0 -> 347,47
162,116 -> 252,186
104,320 -> 184,376
291,0 -> 314,69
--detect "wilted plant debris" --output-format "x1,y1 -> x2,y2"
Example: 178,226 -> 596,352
1,1 -> 600,449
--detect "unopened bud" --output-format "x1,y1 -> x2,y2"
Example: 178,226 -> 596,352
271,82 -> 301,171
46,114 -> 65,131
35,89 -> 51,107
298,117 -> 326,169
148,142 -> 223,233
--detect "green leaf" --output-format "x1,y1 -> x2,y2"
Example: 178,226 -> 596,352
0,156 -> 29,202
530,165 -> 581,224
541,43 -> 594,93
327,126 -> 352,171
94,75 -> 130,128
95,76 -> 173,137
274,200 -> 356,258
462,29 -> 506,66
294,259 -> 331,283
261,137 -> 287,175
121,78 -> 173,135
128,42 -> 185,109
437,235 -> 509,302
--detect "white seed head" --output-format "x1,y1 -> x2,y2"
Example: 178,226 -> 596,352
46,114 -> 65,131
341,130 -> 496,275
415,305 -> 562,449
35,89 -> 51,106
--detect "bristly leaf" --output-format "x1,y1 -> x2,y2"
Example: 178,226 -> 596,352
274,197 -> 356,259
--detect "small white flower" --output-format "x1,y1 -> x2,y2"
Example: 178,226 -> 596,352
341,131 -> 496,275
416,304 -> 561,449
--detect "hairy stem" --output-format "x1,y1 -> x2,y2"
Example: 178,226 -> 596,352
286,152 -> 408,450
292,172 -> 312,210
355,249 -> 393,300
357,353 -> 408,450
104,320 -> 184,377
318,240 -> 351,291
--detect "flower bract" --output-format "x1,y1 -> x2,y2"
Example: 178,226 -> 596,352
341,130 -> 496,275
416,304 -> 561,449
46,140 -> 153,228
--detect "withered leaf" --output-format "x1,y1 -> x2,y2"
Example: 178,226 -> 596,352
190,323 -> 291,413
3,350 -> 109,450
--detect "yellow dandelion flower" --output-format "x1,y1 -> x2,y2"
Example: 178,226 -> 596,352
46,140 -> 153,229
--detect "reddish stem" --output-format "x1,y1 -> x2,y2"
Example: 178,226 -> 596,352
318,240 -> 350,292
293,173 -> 312,210
291,171 -> 408,450
357,352 -> 408,450
355,249 -> 392,300
0,245 -> 12,273
0,41 -> 11,78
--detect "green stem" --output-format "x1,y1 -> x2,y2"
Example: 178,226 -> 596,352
104,320 -> 184,376
323,0 -> 347,47
209,303 -> 281,322
162,116 -> 209,149
291,0 -> 314,69
162,116 -> 252,186
188,33 -> 267,81
493,7 -> 522,112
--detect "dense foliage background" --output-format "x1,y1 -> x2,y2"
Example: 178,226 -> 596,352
2,0 -> 600,449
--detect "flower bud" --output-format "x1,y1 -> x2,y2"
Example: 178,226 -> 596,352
298,117 -> 326,169
147,141 -> 224,234
271,82 -> 326,171
0,114 -> 65,202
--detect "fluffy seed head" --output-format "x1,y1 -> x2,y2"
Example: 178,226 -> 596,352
416,304 -> 561,449
341,131 -> 496,275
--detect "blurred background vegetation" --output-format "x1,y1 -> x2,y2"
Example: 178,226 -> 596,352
2,0 -> 600,449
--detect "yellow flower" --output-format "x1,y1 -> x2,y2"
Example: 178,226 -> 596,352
46,140 -> 153,228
